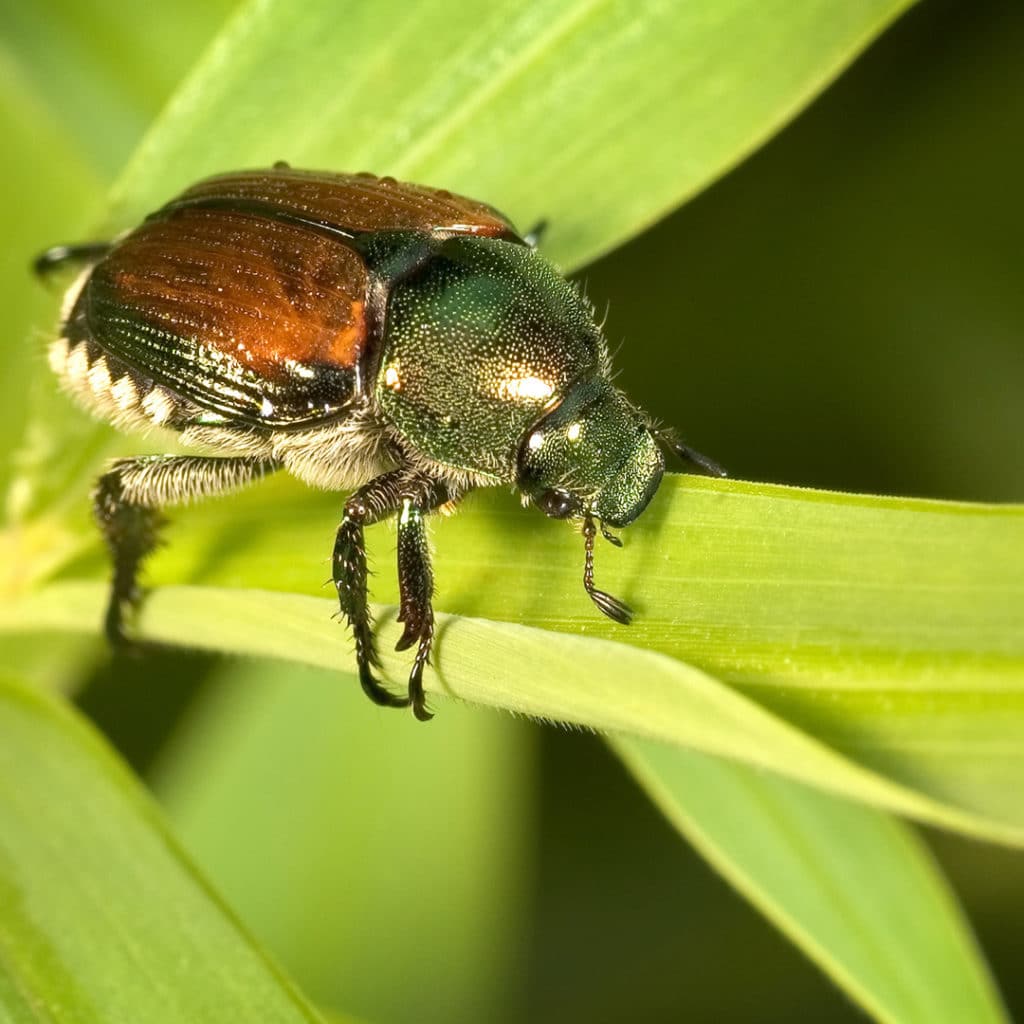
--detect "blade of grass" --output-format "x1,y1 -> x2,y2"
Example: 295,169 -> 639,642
106,473 -> 1024,838
0,672 -> 356,1024
614,738 -> 1008,1024
151,658 -> 535,1024
104,0 -> 915,269
3,575 -> 1021,847
105,0 -> 913,268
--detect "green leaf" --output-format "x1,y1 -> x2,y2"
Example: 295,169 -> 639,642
127,474 -> 1024,841
106,0 -> 914,267
614,738 -> 1009,1024
0,45 -> 103,507
151,659 -> 535,1023
4,474 -> 1022,847
0,673 -> 342,1023
0,0 -> 238,177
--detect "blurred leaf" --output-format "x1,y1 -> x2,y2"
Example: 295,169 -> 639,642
0,631 -> 101,693
0,0 -> 238,177
0,672 -> 348,1024
151,658 -> 534,1024
0,45 -> 103,506
106,0 -> 914,267
614,738 -> 1008,1024
11,0 -> 917,521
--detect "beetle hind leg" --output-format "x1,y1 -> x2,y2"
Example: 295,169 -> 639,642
93,474 -> 166,646
34,241 -> 112,280
93,454 -> 281,646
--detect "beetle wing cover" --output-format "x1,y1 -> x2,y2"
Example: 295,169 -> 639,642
75,203 -> 368,428
176,168 -> 523,240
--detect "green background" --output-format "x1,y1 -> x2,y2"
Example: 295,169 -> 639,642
2,0 -> 1022,1021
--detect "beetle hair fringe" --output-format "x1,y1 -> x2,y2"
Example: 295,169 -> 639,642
111,455 -> 279,508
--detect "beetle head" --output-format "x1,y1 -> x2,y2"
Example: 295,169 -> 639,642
516,378 -> 664,529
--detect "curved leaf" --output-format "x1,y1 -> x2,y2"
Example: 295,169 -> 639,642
132,474 -> 1024,840
151,659 -> 535,1023
4,568 -> 1021,846
108,0 -> 914,267
615,738 -> 1008,1024
0,673 -> 342,1023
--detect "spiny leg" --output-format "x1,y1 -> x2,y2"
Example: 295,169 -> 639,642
522,219 -> 549,249
333,470 -> 456,716
582,517 -> 632,625
334,476 -> 409,709
93,454 -> 280,645
33,241 -> 112,280
395,484 -> 456,722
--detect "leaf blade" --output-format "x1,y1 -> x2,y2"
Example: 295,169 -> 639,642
0,674 -> 334,1024
114,474 -> 1024,836
3,575 -> 1021,846
614,738 -> 1009,1024
104,0 -> 915,268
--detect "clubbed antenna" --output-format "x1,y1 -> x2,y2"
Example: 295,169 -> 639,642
582,518 -> 632,625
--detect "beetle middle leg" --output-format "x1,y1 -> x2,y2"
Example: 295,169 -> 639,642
93,454 -> 280,645
333,469 -> 456,717
394,491 -> 454,721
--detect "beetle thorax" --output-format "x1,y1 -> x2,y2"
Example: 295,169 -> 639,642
373,236 -> 604,482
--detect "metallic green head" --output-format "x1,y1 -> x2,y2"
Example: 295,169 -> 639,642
516,378 -> 664,529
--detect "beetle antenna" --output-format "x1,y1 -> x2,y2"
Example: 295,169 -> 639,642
583,518 -> 632,624
658,430 -> 727,478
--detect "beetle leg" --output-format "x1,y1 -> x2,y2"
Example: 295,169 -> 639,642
334,475 -> 409,709
333,470 -> 457,717
93,455 -> 280,646
33,242 -> 112,280
395,488 -> 458,722
522,219 -> 549,249
582,517 -> 633,625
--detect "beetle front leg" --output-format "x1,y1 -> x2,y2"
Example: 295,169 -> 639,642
334,488 -> 409,709
395,498 -> 439,721
333,470 -> 458,717
582,516 -> 633,625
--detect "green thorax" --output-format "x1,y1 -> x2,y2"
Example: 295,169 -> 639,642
374,235 -> 604,480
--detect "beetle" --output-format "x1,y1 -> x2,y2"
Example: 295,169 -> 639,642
36,166 -> 723,720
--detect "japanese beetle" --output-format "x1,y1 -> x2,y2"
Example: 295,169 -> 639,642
37,166 -> 723,720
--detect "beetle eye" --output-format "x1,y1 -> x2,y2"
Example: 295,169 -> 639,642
538,488 -> 577,519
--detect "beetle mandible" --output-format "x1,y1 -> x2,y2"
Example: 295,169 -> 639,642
36,166 -> 723,720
